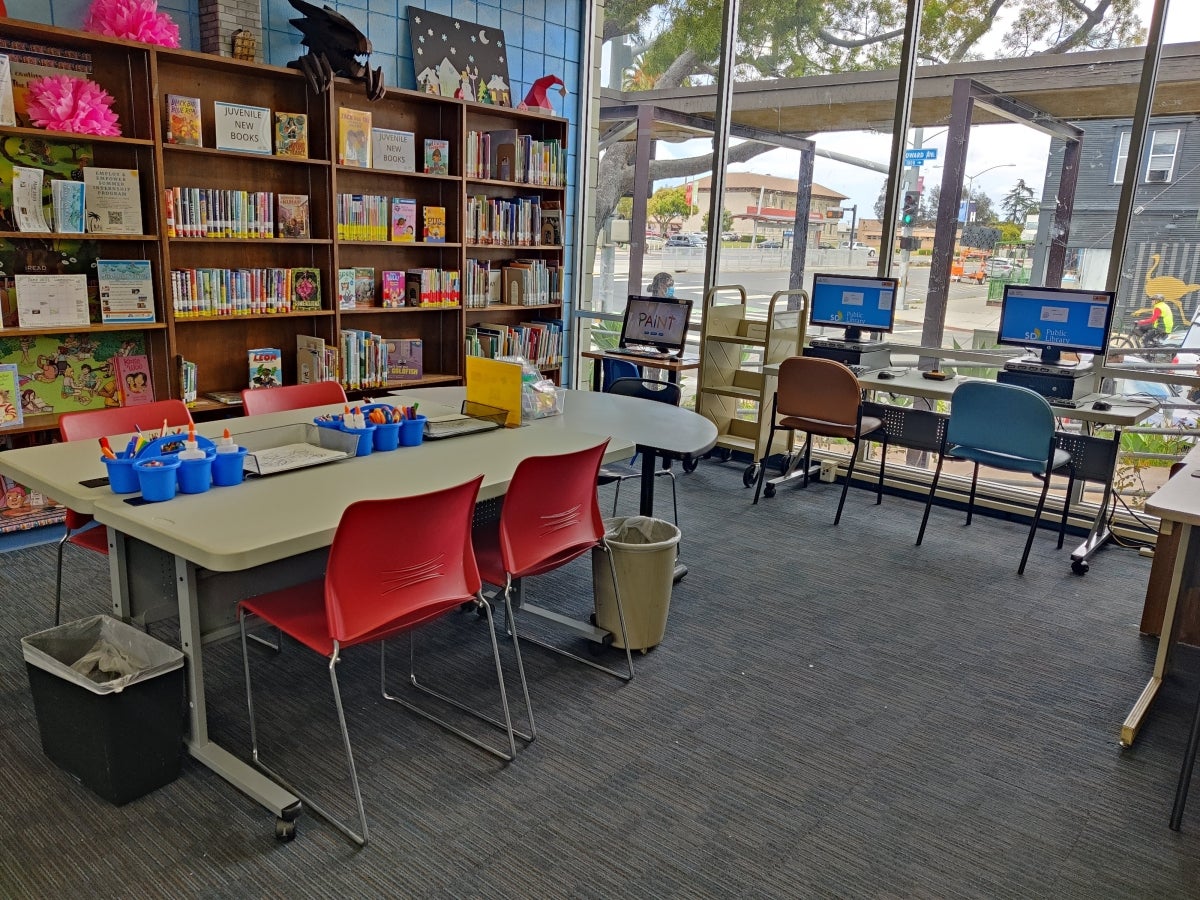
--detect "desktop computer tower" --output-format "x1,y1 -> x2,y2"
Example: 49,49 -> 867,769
803,342 -> 892,370
996,368 -> 1091,402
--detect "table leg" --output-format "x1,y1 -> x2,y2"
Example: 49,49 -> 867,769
1069,481 -> 1115,575
1170,675 -> 1200,830
592,360 -> 602,393
1122,520 -> 1192,747
638,446 -> 687,581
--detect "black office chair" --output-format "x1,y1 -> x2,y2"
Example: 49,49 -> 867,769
597,377 -> 682,523
601,356 -> 641,392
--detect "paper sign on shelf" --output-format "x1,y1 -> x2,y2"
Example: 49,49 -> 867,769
466,356 -> 523,427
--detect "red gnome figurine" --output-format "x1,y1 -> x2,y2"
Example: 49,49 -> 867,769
518,75 -> 566,114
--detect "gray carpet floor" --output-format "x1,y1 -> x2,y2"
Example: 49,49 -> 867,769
2,461 -> 1200,898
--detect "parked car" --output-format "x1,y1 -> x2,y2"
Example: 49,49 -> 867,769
840,241 -> 877,257
986,256 -> 1017,276
818,241 -> 836,249
721,231 -> 739,241
689,232 -> 708,244
665,235 -> 701,247
759,239 -> 783,249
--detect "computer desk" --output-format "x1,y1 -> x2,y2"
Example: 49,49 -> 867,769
0,392 -> 708,833
580,349 -> 701,393
760,364 -> 1155,574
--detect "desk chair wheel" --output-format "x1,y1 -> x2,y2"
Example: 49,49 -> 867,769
682,457 -> 699,473
763,483 -> 777,499
1072,559 -> 1089,576
275,817 -> 296,841
742,465 -> 757,488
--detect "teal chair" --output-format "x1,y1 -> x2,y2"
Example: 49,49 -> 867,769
601,356 -> 641,392
916,381 -> 1074,575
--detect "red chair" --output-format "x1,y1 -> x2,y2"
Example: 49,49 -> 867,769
240,381 -> 346,416
55,400 -> 193,625
238,476 -> 533,846
473,441 -> 634,681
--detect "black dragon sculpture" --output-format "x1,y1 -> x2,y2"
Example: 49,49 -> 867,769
287,0 -> 385,100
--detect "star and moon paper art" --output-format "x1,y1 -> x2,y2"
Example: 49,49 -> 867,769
407,6 -> 512,106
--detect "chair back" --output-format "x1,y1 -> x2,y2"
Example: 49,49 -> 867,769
241,381 -> 347,416
606,377 -> 682,407
324,476 -> 483,644
499,441 -> 610,578
947,381 -> 1055,461
776,356 -> 861,425
602,357 -> 640,389
59,399 -> 192,442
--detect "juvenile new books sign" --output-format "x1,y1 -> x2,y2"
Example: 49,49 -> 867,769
214,102 -> 271,155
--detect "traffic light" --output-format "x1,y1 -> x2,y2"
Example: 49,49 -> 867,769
901,191 -> 919,226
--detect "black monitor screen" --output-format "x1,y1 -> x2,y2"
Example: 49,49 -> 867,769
997,284 -> 1115,365
619,294 -> 693,354
810,273 -> 898,342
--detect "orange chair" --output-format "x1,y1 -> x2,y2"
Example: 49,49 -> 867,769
240,380 -> 346,416
473,441 -> 634,681
55,400 -> 193,625
238,476 -> 532,846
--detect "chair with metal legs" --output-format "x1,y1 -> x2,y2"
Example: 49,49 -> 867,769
238,476 -> 534,846
240,380 -> 347,415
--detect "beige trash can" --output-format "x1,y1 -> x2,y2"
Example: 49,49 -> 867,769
592,516 -> 681,651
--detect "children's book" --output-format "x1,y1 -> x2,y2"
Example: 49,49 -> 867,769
384,338 -> 423,382
114,354 -> 155,406
178,356 -> 197,405
0,363 -> 22,428
166,94 -> 202,146
274,111 -> 308,158
97,259 -> 155,324
248,347 -> 283,389
337,268 -> 356,310
423,206 -> 446,242
424,138 -> 449,175
371,128 -> 415,172
51,179 -> 85,233
489,129 -> 518,182
83,167 -> 143,235
391,198 -> 417,242
353,267 -> 375,308
291,267 -> 322,311
338,107 -> 372,167
204,390 -> 244,406
276,193 -> 311,238
540,199 -> 563,246
382,271 -> 405,308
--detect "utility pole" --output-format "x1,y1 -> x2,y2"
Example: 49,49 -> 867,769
847,204 -> 858,250
897,127 -> 922,310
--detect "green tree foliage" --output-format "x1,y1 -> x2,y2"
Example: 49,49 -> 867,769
646,186 -> 696,235
1000,177 -> 1038,224
702,207 -> 734,232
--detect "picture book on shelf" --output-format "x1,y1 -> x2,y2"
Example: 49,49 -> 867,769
540,200 -> 563,245
337,268 -> 356,310
391,198 -> 417,242
384,338 -> 423,382
0,363 -> 22,428
274,112 -> 308,158
424,138 -> 449,175
248,348 -> 283,389
114,355 -> 154,406
51,179 -> 85,234
423,206 -> 446,242
213,101 -> 271,154
490,129 -> 518,181
83,167 -> 142,235
382,270 -> 405,307
291,267 -> 322,311
277,193 -> 311,238
353,267 -> 375,308
371,128 -> 415,172
166,94 -> 202,146
178,356 -> 197,405
338,107 -> 372,167
97,259 -> 155,324
204,390 -> 244,406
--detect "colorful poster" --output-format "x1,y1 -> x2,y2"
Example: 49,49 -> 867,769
0,331 -> 145,413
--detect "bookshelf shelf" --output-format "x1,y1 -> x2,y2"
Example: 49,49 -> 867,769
465,177 -> 566,191
174,311 -> 336,323
335,167 -> 460,183
340,306 -> 463,315
337,240 -> 463,248
467,304 -> 562,313
0,126 -> 155,147
163,145 -> 331,167
0,231 -> 158,241
167,237 -> 333,245
0,323 -> 169,337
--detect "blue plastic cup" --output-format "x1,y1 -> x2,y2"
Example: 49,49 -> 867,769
134,457 -> 181,502
176,455 -> 214,494
341,423 -> 376,457
211,447 -> 248,486
373,421 -> 401,451
313,415 -> 342,430
103,454 -> 139,494
399,415 -> 427,447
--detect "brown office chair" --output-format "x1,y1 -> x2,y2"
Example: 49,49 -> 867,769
240,380 -> 346,415
752,356 -> 882,525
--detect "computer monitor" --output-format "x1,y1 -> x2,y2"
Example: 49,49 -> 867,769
997,284 -> 1116,366
619,294 -> 694,355
809,273 -> 898,343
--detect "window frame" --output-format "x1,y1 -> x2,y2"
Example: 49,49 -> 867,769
1114,130 -> 1131,183
1145,128 -> 1181,183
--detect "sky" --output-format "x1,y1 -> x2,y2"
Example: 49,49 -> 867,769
655,1 -> 1200,223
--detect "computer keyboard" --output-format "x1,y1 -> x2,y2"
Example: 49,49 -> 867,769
618,347 -> 672,359
1045,397 -> 1083,409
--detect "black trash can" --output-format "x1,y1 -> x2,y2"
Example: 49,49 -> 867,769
22,615 -> 186,805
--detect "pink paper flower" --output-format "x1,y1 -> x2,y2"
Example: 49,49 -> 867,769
83,0 -> 181,48
26,75 -> 122,136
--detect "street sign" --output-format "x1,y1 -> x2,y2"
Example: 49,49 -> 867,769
903,148 -> 939,167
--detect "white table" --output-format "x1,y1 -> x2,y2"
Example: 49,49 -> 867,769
0,389 -> 715,834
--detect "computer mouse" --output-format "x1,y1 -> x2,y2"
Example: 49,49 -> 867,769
877,370 -> 895,380
1091,400 -> 1112,411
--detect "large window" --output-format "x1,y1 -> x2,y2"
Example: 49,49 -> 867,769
1115,129 -> 1181,184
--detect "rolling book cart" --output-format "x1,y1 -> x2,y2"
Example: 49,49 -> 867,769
695,285 -> 807,486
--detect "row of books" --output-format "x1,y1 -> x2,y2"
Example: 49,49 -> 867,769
170,266 -> 321,317
465,130 -> 566,186
167,95 -> 309,158
466,195 -> 560,247
336,195 -> 443,242
295,332 -> 426,390
466,320 -> 564,369
164,187 -> 305,239
296,334 -> 337,385
405,268 -> 461,308
337,107 -> 449,174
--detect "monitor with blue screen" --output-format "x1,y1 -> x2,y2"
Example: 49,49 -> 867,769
809,273 -> 898,343
619,294 -> 693,355
997,284 -> 1115,366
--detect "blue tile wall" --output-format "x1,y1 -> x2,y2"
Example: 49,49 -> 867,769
22,0 -> 199,50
